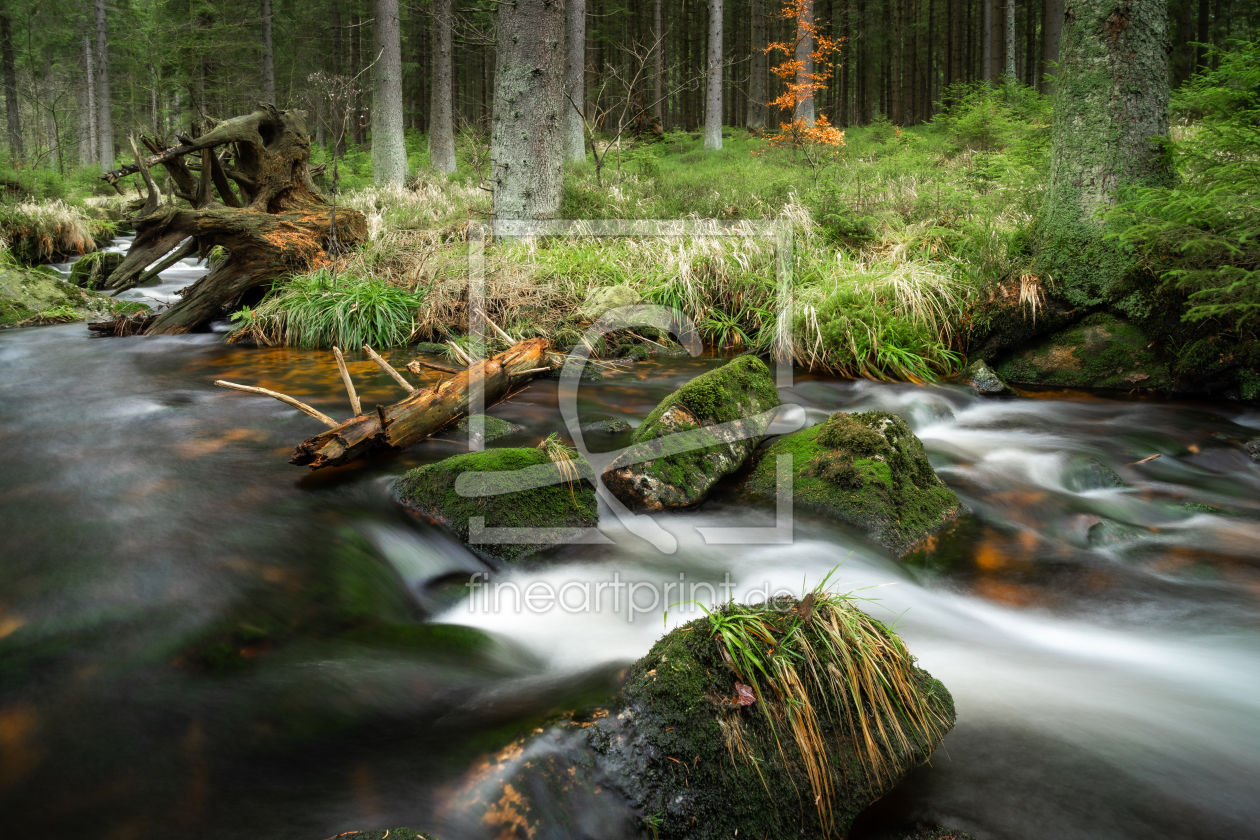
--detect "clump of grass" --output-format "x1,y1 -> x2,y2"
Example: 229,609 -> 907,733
698,569 -> 952,831
537,432 -> 581,504
0,199 -> 97,263
228,267 -> 428,349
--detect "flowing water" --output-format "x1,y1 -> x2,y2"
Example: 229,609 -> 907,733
2,249 -> 1259,839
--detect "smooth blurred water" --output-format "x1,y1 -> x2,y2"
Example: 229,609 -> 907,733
1,279 -> 1259,838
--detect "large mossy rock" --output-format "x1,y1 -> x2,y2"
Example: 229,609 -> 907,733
0,265 -> 147,328
68,251 -> 126,289
397,447 -> 599,562
747,411 -> 964,555
442,597 -> 955,840
963,358 -> 1015,396
995,312 -> 1172,390
603,355 -> 780,510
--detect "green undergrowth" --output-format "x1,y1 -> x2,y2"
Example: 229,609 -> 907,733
228,267 -> 428,349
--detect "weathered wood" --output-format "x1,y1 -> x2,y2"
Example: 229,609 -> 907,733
214,380 -> 339,427
99,104 -> 367,335
364,344 -> 416,393
291,338 -> 549,469
332,346 -> 362,416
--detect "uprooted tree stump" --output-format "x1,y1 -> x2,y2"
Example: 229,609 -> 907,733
95,104 -> 367,335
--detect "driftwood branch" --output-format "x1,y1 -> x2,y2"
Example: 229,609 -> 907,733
332,347 -> 362,416
214,380 -> 339,427
364,344 -> 416,393
291,338 -> 550,469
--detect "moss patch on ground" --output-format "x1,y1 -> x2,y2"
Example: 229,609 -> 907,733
0,265 -> 148,328
995,312 -> 1172,390
747,411 -> 964,556
396,447 -> 599,562
603,355 -> 781,510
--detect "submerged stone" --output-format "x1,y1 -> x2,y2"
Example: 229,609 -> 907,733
603,355 -> 781,510
1246,439 -> 1260,463
453,414 -> 522,444
964,358 -> 1015,396
1062,458 -> 1127,492
995,313 -> 1172,391
747,411 -> 964,556
68,251 -> 125,289
396,447 -> 599,562
440,597 -> 955,840
581,418 -> 632,433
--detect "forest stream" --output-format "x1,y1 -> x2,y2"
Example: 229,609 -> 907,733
1,247 -> 1259,840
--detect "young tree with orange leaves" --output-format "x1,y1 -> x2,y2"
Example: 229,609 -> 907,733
760,0 -> 846,186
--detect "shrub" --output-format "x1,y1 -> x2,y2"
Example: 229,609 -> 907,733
229,268 -> 428,349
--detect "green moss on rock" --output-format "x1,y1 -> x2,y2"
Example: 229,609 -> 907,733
994,312 -> 1172,390
603,355 -> 781,510
747,411 -> 964,556
397,447 -> 599,562
0,265 -> 149,328
68,251 -> 125,289
454,414 -> 523,443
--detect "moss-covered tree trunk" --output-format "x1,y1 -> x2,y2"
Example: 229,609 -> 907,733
490,0 -> 565,220
1037,0 -> 1171,309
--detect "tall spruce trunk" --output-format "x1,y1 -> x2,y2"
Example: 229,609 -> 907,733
794,0 -> 815,122
490,0 -> 565,219
1004,0 -> 1016,79
1037,0 -> 1171,308
704,0 -> 723,149
652,0 -> 664,121
1040,0 -> 1063,93
429,0 -> 456,173
261,0 -> 276,103
748,0 -> 767,128
94,0 -> 113,169
1,15 -> 21,159
83,31 -> 97,164
372,0 -> 408,185
983,0 -> 993,81
564,0 -> 587,162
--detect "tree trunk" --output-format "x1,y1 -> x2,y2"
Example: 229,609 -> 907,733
1004,0 -> 1016,80
982,0 -> 994,80
704,0 -> 723,149
795,0 -> 815,122
747,0 -> 767,128
372,0 -> 408,185
429,0 -> 457,173
490,0 -> 565,219
83,31 -> 97,165
564,0 -> 587,162
97,106 -> 368,335
1040,0 -> 1063,93
95,0 -> 113,170
1,15 -> 21,159
261,0 -> 276,103
653,0 -> 665,121
291,339 -> 551,469
1037,0 -> 1171,307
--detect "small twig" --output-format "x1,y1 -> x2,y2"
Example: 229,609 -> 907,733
214,380 -> 338,427
332,346 -> 362,415
408,358 -> 464,375
363,344 -> 416,393
477,308 -> 517,345
626,330 -> 666,348
1128,453 -> 1162,466
446,340 -> 474,365
517,367 -> 551,374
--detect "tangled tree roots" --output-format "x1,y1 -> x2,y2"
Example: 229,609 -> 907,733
97,104 -> 367,335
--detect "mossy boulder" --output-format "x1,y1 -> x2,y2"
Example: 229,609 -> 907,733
747,411 -> 964,556
67,251 -> 125,289
0,265 -> 148,328
444,597 -> 955,840
576,283 -> 641,321
396,447 -> 599,562
603,355 -> 781,510
453,414 -> 522,444
963,358 -> 1015,396
995,312 -> 1172,390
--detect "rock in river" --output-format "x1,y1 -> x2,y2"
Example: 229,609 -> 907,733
964,358 -> 1015,396
747,411 -> 964,556
603,355 -> 781,510
995,312 -> 1172,390
396,447 -> 598,562
439,595 -> 956,840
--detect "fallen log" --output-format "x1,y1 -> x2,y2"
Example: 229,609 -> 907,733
290,338 -> 549,469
